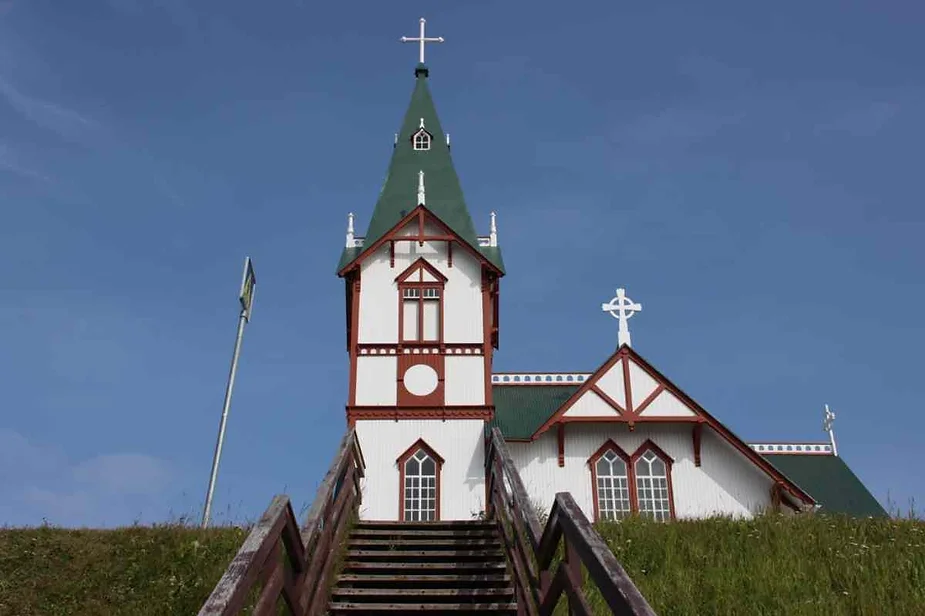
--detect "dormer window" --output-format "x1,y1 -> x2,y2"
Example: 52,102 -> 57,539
412,128 -> 432,151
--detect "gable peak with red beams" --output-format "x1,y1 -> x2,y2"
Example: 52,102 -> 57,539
395,257 -> 448,284
337,205 -> 502,277
532,344 -> 816,509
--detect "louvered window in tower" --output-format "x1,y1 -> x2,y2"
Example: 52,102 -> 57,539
413,128 -> 431,151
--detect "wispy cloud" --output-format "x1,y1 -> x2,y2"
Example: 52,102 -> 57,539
0,75 -> 98,141
0,142 -> 51,183
0,428 -> 175,527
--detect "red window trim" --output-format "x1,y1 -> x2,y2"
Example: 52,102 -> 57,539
587,438 -> 676,522
396,258 -> 447,345
397,438 -> 445,521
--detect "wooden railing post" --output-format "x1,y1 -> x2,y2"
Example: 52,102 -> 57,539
485,427 -> 658,616
198,429 -> 366,616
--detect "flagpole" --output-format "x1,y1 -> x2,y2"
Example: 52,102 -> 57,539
201,257 -> 256,528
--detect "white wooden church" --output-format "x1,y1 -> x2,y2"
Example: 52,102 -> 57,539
335,20 -> 884,524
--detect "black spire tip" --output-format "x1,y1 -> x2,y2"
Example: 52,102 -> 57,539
415,63 -> 429,78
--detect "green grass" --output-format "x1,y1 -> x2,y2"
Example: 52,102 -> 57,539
2,514 -> 923,615
576,513 -> 925,616
0,523 -> 248,616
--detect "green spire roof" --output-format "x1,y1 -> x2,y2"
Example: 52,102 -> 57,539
338,64 -> 504,273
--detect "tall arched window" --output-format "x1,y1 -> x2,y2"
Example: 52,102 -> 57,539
588,438 -> 675,522
397,439 -> 444,521
633,447 -> 673,522
588,440 -> 632,522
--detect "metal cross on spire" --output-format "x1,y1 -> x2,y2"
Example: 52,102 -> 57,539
401,17 -> 444,64
823,404 -> 838,457
601,288 -> 642,348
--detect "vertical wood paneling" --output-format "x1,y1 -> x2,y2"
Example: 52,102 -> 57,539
358,247 -> 398,343
355,356 -> 397,405
563,391 -> 620,417
354,419 -> 487,520
444,356 -> 486,405
509,424 -> 775,521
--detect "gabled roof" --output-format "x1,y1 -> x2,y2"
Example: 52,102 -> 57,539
337,64 -> 504,274
491,345 -> 815,507
490,384 -> 580,440
760,453 -> 887,517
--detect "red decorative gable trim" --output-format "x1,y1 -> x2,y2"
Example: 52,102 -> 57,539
337,205 -> 503,277
532,344 -> 815,508
396,437 -> 446,466
395,257 -> 448,284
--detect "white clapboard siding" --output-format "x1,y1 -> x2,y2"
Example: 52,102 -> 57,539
638,390 -> 697,417
508,423 -> 775,521
357,234 -> 484,345
355,356 -> 397,405
444,355 -> 486,405
562,390 -> 621,417
354,419 -> 487,521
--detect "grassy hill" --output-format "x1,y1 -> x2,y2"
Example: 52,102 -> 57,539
1,514 -> 922,615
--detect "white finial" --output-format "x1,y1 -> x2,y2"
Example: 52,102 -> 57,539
489,212 -> 498,247
446,133 -> 450,147
394,133 -> 398,146
601,288 -> 642,348
420,118 -> 425,129
345,212 -> 355,248
417,170 -> 426,205
400,17 -> 445,65
823,404 -> 838,457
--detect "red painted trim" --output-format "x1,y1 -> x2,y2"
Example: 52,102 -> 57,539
337,205 -> 503,277
447,241 -> 453,268
633,384 -> 666,415
397,438 -> 444,521
590,385 -> 626,414
587,440 -> 633,523
347,273 -> 361,407
529,345 -> 815,507
692,423 -> 703,467
557,423 -> 565,467
558,416 -> 701,424
530,353 -> 625,436
481,269 -> 495,407
347,406 -> 493,422
397,354 -> 445,407
389,241 -> 395,268
629,439 -> 677,520
394,257 -> 449,284
622,356 -> 633,413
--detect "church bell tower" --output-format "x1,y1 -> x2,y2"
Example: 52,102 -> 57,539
334,19 -> 503,521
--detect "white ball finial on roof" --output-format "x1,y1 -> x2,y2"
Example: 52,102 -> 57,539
417,170 -> 426,206
489,211 -> 498,247
601,288 -> 642,348
823,404 -> 838,457
345,212 -> 355,248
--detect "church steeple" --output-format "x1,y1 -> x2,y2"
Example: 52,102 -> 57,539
361,64 -> 483,257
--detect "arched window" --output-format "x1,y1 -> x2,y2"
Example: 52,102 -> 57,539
588,439 -> 675,522
595,450 -> 632,521
633,447 -> 673,522
413,129 -> 431,151
588,440 -> 632,522
397,439 -> 444,521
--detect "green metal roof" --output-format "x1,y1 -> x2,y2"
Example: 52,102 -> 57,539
490,385 -> 579,440
761,454 -> 887,517
338,64 -> 504,274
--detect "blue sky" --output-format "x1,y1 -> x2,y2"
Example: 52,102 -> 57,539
1,0 -> 923,527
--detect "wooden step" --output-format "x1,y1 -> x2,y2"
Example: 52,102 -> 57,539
341,562 -> 508,576
346,549 -> 504,562
350,528 -> 498,539
354,521 -> 496,531
348,538 -> 502,549
327,601 -> 518,613
336,573 -> 512,587
332,588 -> 514,600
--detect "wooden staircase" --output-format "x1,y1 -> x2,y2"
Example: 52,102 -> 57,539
327,520 -> 517,615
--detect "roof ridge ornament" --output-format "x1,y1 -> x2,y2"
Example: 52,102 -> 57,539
345,212 -> 355,248
489,212 -> 498,247
417,170 -> 426,206
400,17 -> 444,65
823,404 -> 838,457
601,288 -> 642,348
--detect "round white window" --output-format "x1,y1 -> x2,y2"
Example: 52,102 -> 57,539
404,364 -> 439,396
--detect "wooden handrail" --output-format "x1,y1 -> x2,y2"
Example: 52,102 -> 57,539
486,427 -> 657,616
198,428 -> 366,616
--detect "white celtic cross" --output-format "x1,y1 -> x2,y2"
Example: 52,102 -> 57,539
601,288 -> 642,348
400,18 -> 444,65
